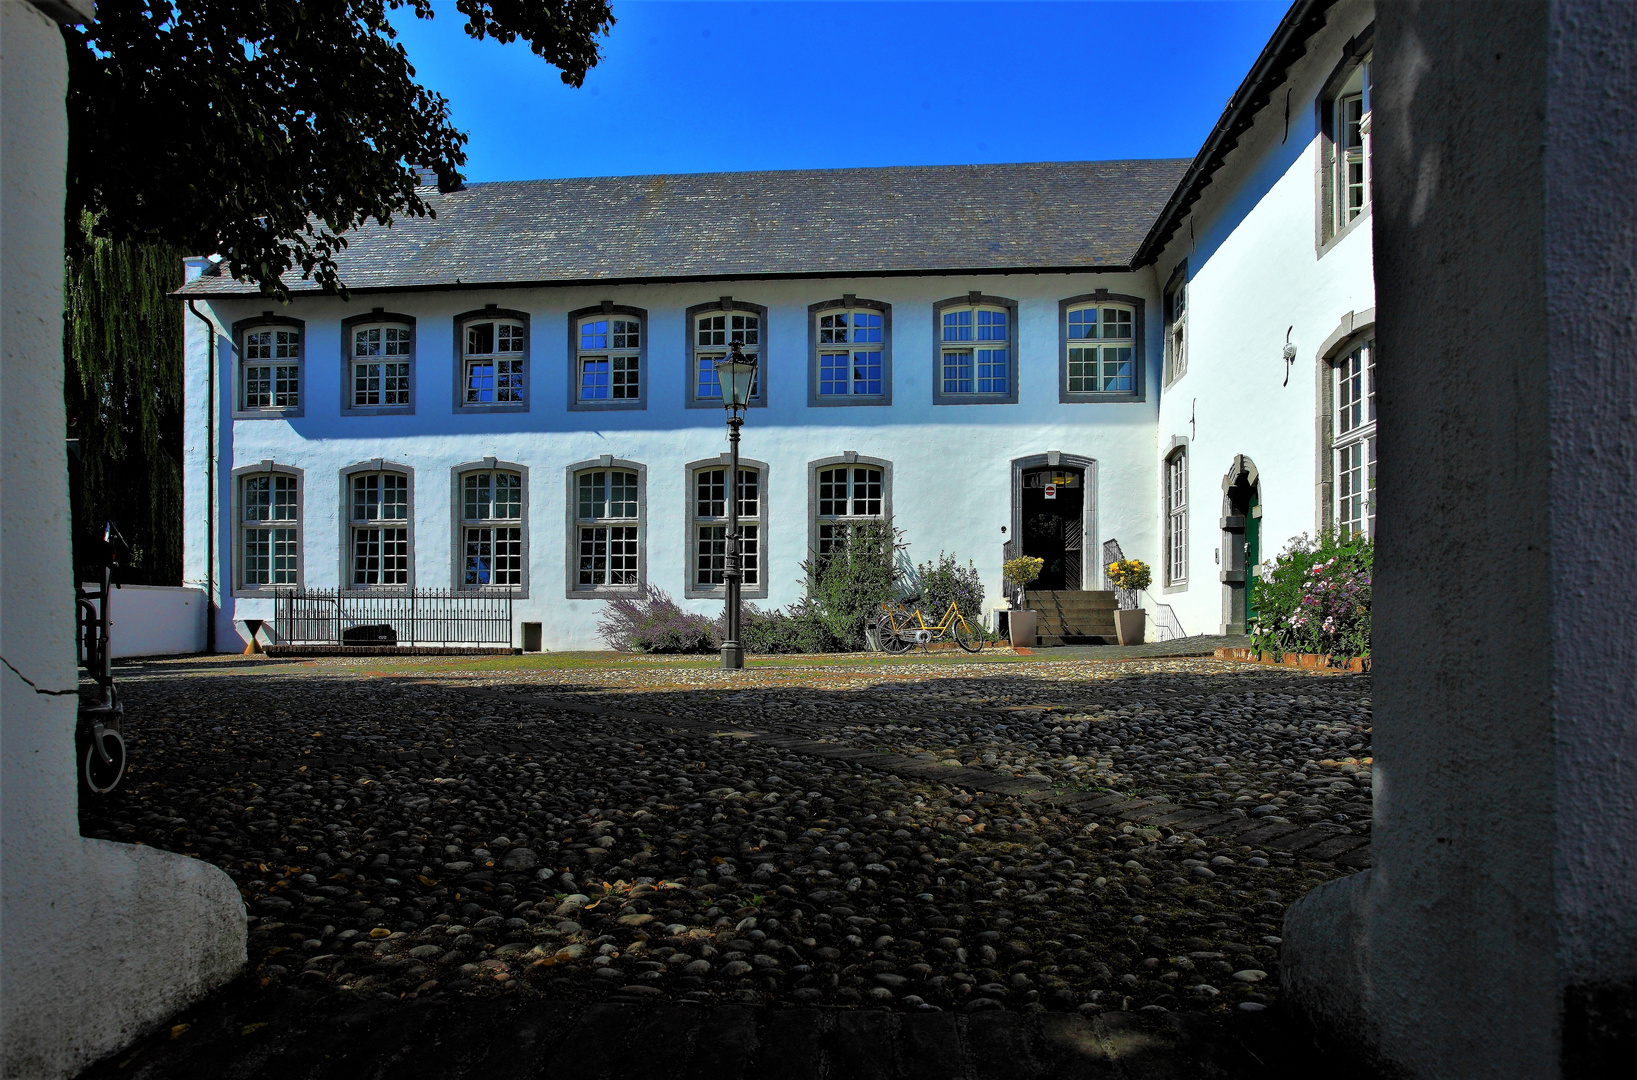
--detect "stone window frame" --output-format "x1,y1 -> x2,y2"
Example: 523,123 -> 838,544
685,297 -> 769,410
1162,262 -> 1189,387
1163,437 -> 1189,591
1057,290 -> 1147,404
684,455 -> 770,600
1315,23 -> 1376,255
1316,309 -> 1377,538
338,459 -> 415,592
807,452 -> 893,559
450,458 -> 530,598
564,456 -> 647,599
231,314 -> 305,419
340,310 -> 417,416
568,302 -> 648,412
931,292 -> 1020,406
230,460 -> 303,597
452,305 -> 530,414
807,295 -> 893,408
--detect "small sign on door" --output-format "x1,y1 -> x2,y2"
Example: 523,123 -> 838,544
1044,484 -> 1057,500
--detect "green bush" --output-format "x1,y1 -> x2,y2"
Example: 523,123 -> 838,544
916,551 -> 986,627
801,521 -> 901,651
1250,530 -> 1373,659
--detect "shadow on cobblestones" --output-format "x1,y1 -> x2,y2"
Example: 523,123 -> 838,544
78,657 -> 1373,1077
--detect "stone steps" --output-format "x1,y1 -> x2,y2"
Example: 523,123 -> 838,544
1025,590 -> 1118,644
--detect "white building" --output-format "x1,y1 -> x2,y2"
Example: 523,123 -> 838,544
177,0 -> 1376,651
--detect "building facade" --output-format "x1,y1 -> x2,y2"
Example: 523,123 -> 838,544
178,0 -> 1375,650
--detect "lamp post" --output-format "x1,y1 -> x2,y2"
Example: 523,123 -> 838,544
714,341 -> 758,670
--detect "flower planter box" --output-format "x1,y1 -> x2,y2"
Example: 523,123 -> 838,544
1008,609 -> 1038,648
1214,646 -> 1370,673
1115,608 -> 1146,645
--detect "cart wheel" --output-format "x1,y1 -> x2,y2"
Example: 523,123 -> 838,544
80,728 -> 126,796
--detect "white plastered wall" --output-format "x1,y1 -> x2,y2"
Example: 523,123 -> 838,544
184,272 -> 1166,650
0,5 -> 246,1077
1150,0 -> 1376,638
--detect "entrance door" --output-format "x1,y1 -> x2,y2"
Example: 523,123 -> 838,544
1222,466 -> 1260,633
1021,467 -> 1084,590
1246,487 -> 1262,625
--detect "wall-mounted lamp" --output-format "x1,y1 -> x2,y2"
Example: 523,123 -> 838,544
1282,327 -> 1297,386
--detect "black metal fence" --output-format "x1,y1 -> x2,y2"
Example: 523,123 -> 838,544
273,588 -> 515,648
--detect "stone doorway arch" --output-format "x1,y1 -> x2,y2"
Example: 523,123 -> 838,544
1220,454 -> 1261,634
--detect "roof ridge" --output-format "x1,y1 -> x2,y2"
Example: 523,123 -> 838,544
452,158 -> 1194,189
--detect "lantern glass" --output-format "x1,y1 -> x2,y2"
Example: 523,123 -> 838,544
714,348 -> 758,409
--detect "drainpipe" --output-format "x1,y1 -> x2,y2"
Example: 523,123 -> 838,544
187,299 -> 218,653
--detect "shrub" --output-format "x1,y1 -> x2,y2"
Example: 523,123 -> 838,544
800,520 -> 902,651
917,551 -> 986,626
1250,530 -> 1373,660
597,585 -> 717,653
727,600 -> 830,655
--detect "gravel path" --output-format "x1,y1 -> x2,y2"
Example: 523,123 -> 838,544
82,654 -> 1371,1023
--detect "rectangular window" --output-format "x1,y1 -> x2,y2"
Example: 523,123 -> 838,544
576,469 -> 640,588
1066,305 -> 1136,393
1325,55 -> 1372,243
241,473 -> 299,585
939,305 -> 1010,397
1333,341 -> 1377,538
696,312 -> 762,400
692,467 -> 761,589
815,465 -> 883,554
1165,280 -> 1188,384
461,470 -> 523,587
1166,453 -> 1188,586
578,317 -> 641,402
816,309 -> 885,397
463,321 -> 525,405
349,473 -> 409,586
352,324 -> 411,407
244,328 -> 300,409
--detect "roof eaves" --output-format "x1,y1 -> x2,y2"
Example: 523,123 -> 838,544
1133,0 -> 1337,268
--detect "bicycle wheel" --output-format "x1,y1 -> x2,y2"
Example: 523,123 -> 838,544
880,627 -> 913,653
952,612 -> 984,653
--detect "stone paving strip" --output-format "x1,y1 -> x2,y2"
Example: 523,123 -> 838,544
79,652 -> 1371,1071
78,980 -> 1362,1080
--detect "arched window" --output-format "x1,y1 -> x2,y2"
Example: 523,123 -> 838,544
686,300 -> 765,408
934,294 -> 1018,404
685,457 -> 767,599
1333,339 -> 1376,538
567,459 -> 645,595
810,454 -> 890,557
344,314 -> 414,412
234,463 -> 302,592
1059,293 -> 1144,402
456,465 -> 525,590
1165,446 -> 1188,586
809,297 -> 891,405
570,305 -> 646,410
457,310 -> 527,408
235,317 -> 303,415
343,464 -> 412,588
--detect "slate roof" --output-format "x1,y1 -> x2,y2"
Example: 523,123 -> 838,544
179,159 -> 1190,296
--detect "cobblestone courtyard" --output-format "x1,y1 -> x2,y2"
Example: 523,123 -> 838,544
79,651 -> 1374,1078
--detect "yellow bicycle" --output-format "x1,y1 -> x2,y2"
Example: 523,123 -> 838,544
876,597 -> 985,654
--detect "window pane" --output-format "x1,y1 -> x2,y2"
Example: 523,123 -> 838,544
467,322 -> 494,356
612,355 -> 639,399
385,326 -> 411,356
353,474 -> 377,521
498,323 -> 524,353
818,353 -> 849,396
612,319 -> 640,349
977,348 -> 1008,394
467,361 -> 496,403
579,472 -> 602,520
465,473 -> 488,521
1067,347 -> 1095,393
977,309 -> 1007,341
819,312 -> 847,344
245,365 -> 272,407
697,524 -> 726,585
697,353 -> 724,398
698,314 -> 726,347
737,470 -> 759,519
244,476 -> 270,522
1068,307 -> 1096,340
580,319 -> 608,350
273,475 -> 298,520
740,524 -> 759,585
246,331 -> 271,359
354,361 -> 381,406
851,312 -> 883,343
384,362 -> 410,405
1102,347 -> 1134,393
579,358 -> 610,400
1102,308 -> 1133,340
609,471 -> 638,518
943,309 -> 973,342
852,350 -> 883,396
942,350 -> 973,394
818,468 -> 845,516
355,327 -> 380,357
494,473 -> 520,519
731,314 -> 759,345
608,525 -> 638,584
853,468 -> 882,516
697,469 -> 725,518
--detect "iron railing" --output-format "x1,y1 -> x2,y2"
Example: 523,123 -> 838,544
273,588 -> 515,648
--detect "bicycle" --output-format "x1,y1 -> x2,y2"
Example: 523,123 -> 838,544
875,595 -> 985,654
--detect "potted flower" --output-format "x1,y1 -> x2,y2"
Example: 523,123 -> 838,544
1002,556 -> 1044,647
1105,558 -> 1152,645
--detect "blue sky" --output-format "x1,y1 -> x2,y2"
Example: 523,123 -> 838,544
391,1 -> 1288,183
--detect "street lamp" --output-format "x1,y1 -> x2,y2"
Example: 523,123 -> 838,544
714,341 -> 758,670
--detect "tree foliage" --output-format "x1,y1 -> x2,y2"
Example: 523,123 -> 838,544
64,214 -> 186,585
64,1 -> 615,297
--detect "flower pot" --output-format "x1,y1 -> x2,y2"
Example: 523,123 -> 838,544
1008,609 -> 1037,648
1115,608 -> 1146,645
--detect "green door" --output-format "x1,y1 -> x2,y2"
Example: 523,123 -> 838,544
1246,490 -> 1262,625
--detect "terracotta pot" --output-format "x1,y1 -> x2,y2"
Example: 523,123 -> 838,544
1115,608 -> 1146,645
1008,609 -> 1037,648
